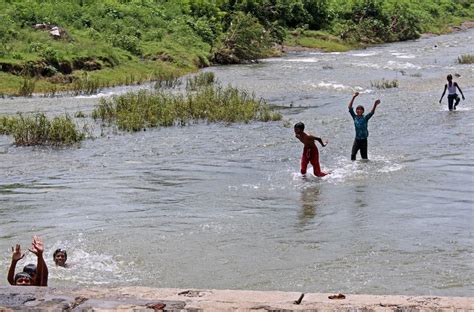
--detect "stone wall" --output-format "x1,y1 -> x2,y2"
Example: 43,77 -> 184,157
0,286 -> 472,311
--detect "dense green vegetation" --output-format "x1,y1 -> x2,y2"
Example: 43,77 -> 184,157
92,73 -> 282,131
0,113 -> 85,146
0,0 -> 472,94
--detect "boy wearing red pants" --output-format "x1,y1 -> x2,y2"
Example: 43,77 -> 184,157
294,122 -> 328,177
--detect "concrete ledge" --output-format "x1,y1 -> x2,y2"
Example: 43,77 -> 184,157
0,286 -> 472,311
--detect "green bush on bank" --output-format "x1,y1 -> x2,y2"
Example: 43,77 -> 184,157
0,113 -> 85,146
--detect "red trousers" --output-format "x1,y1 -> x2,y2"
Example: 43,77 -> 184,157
301,146 -> 327,177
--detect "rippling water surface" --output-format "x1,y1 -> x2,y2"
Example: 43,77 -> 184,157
0,30 -> 473,295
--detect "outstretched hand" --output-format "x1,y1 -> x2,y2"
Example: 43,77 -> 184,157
11,244 -> 25,262
374,99 -> 381,105
29,235 -> 44,256
323,140 -> 329,147
353,92 -> 359,97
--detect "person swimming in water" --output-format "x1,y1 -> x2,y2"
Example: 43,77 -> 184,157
53,249 -> 68,267
13,272 -> 33,286
294,122 -> 328,177
439,74 -> 465,110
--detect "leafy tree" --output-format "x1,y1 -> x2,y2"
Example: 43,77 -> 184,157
213,11 -> 272,64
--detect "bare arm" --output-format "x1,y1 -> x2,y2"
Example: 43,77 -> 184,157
348,92 -> 359,109
30,236 -> 48,286
311,135 -> 328,147
439,84 -> 447,103
370,99 -> 381,114
455,83 -> 465,100
7,244 -> 24,285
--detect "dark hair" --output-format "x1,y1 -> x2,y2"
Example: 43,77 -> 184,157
294,122 -> 305,131
447,74 -> 452,80
53,248 -> 67,262
23,264 -> 37,276
14,272 -> 32,283
356,105 -> 365,112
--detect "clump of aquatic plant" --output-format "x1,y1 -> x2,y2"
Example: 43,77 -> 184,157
17,78 -> 36,97
0,115 -> 17,134
154,71 -> 182,89
71,73 -> 102,95
457,54 -> 474,64
186,72 -> 215,91
92,84 -> 281,132
0,113 -> 85,146
371,79 -> 399,89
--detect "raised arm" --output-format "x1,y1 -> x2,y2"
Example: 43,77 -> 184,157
370,99 -> 381,114
439,84 -> 447,103
29,236 -> 48,286
348,92 -> 359,109
7,244 -> 24,285
455,82 -> 465,100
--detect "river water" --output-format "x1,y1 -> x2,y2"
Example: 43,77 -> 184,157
0,30 -> 473,296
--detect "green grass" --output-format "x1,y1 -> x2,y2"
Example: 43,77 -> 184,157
457,54 -> 474,64
92,83 -> 281,132
0,113 -> 85,146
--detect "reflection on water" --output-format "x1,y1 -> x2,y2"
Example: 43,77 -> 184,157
0,29 -> 473,296
298,184 -> 320,227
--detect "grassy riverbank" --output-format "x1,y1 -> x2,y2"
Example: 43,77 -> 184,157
0,0 -> 472,95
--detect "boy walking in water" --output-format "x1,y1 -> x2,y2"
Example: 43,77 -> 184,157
439,74 -> 465,110
348,92 -> 380,160
294,122 -> 328,177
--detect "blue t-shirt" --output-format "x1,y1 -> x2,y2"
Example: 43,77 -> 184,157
349,107 -> 373,140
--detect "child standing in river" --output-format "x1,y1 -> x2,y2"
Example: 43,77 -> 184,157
294,122 -> 328,177
348,92 -> 380,161
439,74 -> 465,110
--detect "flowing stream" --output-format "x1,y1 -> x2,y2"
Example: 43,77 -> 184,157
0,29 -> 473,296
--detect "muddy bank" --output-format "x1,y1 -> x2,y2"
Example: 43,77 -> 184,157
0,287 -> 472,311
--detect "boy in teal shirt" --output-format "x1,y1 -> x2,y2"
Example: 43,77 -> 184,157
348,92 -> 380,160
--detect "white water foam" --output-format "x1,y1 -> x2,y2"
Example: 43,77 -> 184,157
390,52 -> 416,59
353,61 -> 421,70
351,52 -> 379,57
324,155 -> 403,183
314,81 -> 372,93
46,237 -> 138,285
